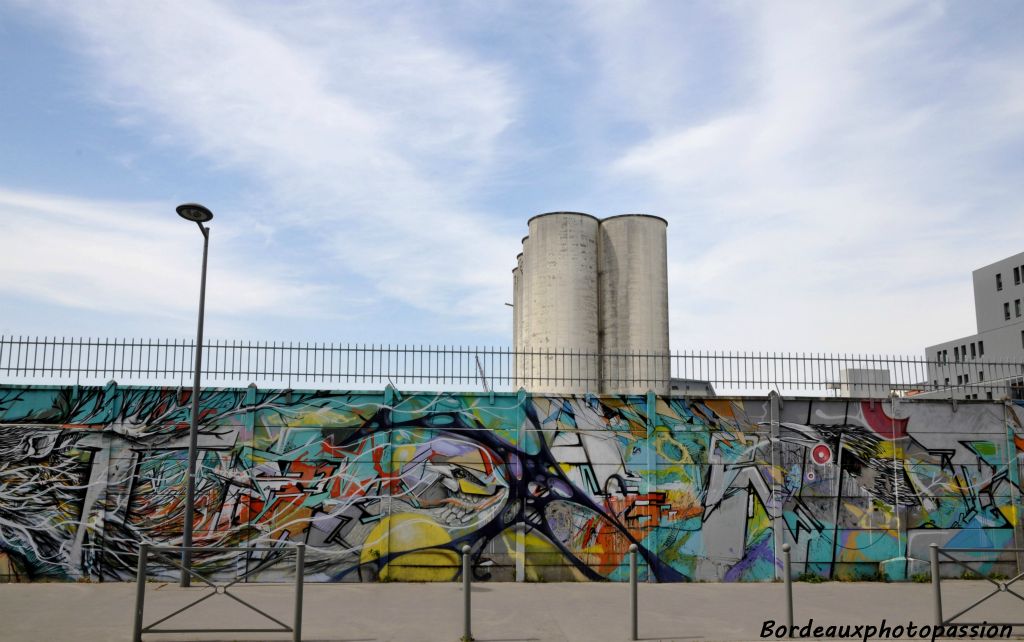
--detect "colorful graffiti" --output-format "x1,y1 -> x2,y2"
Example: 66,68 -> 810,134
0,384 -> 1021,582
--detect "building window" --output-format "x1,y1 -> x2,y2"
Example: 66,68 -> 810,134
979,341 -> 984,357
986,391 -> 993,400
964,373 -> 969,383
944,377 -> 950,385
1005,302 -> 1011,320
1017,299 -> 1021,317
956,375 -> 963,385
1016,266 -> 1022,285
954,346 -> 959,361
997,273 -> 1003,290
979,370 -> 984,381
1021,330 -> 1023,349
970,342 -> 976,359
962,344 -> 967,359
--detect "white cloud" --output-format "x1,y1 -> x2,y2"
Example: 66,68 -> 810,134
21,0 -> 520,337
7,0 -> 1024,357
584,0 -> 1024,353
0,188 -> 332,327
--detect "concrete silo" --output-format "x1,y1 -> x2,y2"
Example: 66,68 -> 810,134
521,213 -> 601,393
598,214 -> 670,395
512,251 -> 523,387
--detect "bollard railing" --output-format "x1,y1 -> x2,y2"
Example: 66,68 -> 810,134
629,544 -> 638,641
132,543 -> 305,642
930,544 -> 1024,630
782,543 -> 793,638
462,544 -> 473,642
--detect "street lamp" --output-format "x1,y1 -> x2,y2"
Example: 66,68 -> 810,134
176,202 -> 212,587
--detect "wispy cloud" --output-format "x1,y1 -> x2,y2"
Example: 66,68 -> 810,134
583,1 -> 1024,352
0,187 -> 333,335
5,1 -> 1024,354
19,0 -> 521,338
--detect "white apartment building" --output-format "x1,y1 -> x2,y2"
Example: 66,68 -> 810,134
924,251 -> 1024,400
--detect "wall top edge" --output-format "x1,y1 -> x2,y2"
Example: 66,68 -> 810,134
0,383 -> 1019,407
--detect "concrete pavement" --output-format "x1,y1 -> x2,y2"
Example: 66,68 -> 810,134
0,580 -> 1020,642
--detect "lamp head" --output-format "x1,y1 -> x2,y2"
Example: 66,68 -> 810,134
176,203 -> 213,223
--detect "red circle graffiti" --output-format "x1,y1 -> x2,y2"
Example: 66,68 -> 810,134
811,443 -> 832,465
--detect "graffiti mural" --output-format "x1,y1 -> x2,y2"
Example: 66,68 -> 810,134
0,384 -> 1021,582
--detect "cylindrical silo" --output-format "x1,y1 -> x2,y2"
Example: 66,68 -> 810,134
523,213 -> 600,394
512,252 -> 523,387
599,214 -> 670,395
517,237 -> 531,390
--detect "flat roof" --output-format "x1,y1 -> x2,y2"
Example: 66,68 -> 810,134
527,211 -> 600,225
601,213 -> 668,226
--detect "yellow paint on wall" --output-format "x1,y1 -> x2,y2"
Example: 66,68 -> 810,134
288,407 -> 364,428
876,442 -> 905,459
997,504 -> 1018,526
361,513 -> 459,581
655,432 -> 694,465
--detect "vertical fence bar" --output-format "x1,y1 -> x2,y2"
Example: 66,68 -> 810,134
461,544 -> 473,642
783,543 -> 793,638
293,544 -> 305,642
931,544 -> 943,627
133,543 -> 149,642
629,543 -> 638,641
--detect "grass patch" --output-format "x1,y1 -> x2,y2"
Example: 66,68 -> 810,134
796,572 -> 825,583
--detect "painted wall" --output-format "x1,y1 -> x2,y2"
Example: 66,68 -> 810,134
0,384 -> 1021,583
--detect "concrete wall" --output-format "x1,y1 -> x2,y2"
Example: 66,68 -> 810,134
0,384 -> 1021,583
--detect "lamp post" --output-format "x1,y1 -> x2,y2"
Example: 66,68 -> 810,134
176,202 -> 213,588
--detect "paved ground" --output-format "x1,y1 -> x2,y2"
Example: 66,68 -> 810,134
0,580 -> 1020,642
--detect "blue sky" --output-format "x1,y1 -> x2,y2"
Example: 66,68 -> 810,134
1,1 -> 1023,355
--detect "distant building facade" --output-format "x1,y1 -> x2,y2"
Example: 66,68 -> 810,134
924,251 -> 1024,399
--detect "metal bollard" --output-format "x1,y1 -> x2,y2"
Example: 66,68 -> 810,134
462,544 -> 473,642
293,544 -> 305,642
629,544 -> 638,641
930,544 -> 943,627
782,543 -> 793,638
132,543 -> 148,642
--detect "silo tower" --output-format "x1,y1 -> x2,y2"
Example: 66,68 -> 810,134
514,212 -> 669,395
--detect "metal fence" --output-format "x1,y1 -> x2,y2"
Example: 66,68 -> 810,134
2,335 -> 1024,397
930,544 -> 1024,631
133,544 -> 305,642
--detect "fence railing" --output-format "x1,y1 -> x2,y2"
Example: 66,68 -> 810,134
930,544 -> 1023,630
133,543 -> 305,642
2,335 -> 1024,397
